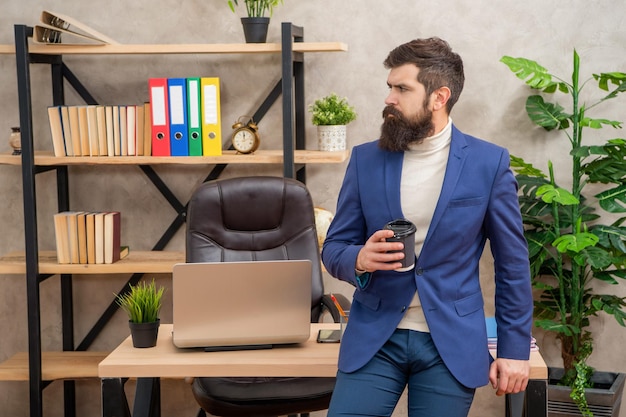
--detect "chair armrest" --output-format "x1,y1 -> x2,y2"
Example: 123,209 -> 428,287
321,293 -> 351,323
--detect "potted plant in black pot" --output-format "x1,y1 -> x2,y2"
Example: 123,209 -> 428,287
116,279 -> 165,348
309,93 -> 357,152
501,52 -> 626,416
227,0 -> 284,43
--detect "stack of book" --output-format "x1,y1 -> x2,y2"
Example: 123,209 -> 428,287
47,104 -> 151,157
486,317 -> 539,352
53,211 -> 128,264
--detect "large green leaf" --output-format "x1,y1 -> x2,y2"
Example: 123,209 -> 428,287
580,117 -> 622,129
596,185 -> 626,213
535,319 -> 580,336
575,246 -> 613,270
583,139 -> 626,183
525,95 -> 570,130
591,224 -> 626,253
510,155 -> 547,178
501,56 -> 558,90
536,184 -> 579,205
553,232 -> 599,253
593,72 -> 626,100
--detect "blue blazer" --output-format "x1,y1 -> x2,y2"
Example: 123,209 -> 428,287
321,126 -> 533,388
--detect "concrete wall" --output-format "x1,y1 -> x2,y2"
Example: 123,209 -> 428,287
1,1 -> 625,416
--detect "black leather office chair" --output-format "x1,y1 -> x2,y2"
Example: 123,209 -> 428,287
185,176 -> 350,417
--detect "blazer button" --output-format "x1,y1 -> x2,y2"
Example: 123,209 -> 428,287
401,306 -> 406,312
416,268 -> 423,275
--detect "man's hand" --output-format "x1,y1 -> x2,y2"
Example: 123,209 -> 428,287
489,358 -> 530,396
355,229 -> 405,272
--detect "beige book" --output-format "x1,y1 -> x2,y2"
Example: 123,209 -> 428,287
47,106 -> 66,157
66,211 -> 81,264
86,105 -> 99,156
126,105 -> 136,156
105,106 -> 115,156
76,212 -> 88,264
77,106 -> 90,156
68,106 -> 82,156
96,106 -> 107,156
113,106 -> 121,156
135,104 -> 144,156
94,212 -> 106,264
86,212 -> 96,264
104,212 -> 121,264
119,106 -> 128,156
143,102 -> 152,156
60,106 -> 73,156
53,212 -> 70,264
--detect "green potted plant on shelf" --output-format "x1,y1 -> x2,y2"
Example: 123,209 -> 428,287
116,279 -> 165,348
227,0 -> 284,43
501,51 -> 626,416
309,93 -> 357,152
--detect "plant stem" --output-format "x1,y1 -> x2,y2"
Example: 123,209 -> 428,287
569,50 -> 583,359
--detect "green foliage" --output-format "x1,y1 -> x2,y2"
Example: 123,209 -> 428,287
502,52 -> 626,415
309,93 -> 357,126
227,0 -> 283,17
115,279 -> 165,324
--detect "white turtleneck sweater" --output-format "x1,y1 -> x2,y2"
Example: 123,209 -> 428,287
396,118 -> 452,333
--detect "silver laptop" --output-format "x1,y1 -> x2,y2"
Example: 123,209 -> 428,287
172,260 -> 312,350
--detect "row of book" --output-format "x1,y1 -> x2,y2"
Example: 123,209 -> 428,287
47,77 -> 224,158
53,211 -> 128,264
48,104 -> 151,157
147,77 -> 222,157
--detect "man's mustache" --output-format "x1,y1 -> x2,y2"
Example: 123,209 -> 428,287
382,106 -> 404,121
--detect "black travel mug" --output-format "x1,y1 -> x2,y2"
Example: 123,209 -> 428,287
383,219 -> 417,270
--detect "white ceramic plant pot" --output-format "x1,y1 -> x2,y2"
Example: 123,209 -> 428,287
317,125 -> 347,151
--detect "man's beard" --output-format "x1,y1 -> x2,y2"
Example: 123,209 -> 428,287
378,105 -> 434,152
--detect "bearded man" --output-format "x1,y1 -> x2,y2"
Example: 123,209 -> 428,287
321,37 -> 533,417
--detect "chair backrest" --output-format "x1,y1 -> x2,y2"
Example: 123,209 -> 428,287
186,176 -> 325,320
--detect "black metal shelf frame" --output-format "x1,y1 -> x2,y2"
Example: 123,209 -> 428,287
13,22 -> 307,417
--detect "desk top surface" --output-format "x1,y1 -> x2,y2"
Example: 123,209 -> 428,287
99,324 -> 548,379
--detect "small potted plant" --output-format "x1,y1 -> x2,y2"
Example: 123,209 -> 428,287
115,279 -> 165,348
226,0 -> 284,43
309,93 -> 357,151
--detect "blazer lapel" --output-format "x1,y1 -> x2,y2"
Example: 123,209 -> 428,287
384,150 -> 405,219
423,126 -> 469,246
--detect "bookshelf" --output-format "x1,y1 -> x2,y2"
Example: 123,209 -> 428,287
0,23 -> 348,417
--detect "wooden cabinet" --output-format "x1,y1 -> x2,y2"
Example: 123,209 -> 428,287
0,23 -> 347,417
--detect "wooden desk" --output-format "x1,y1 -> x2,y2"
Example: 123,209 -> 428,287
99,324 -> 548,417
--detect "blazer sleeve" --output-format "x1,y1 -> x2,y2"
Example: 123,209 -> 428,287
322,146 -> 369,288
485,148 -> 534,360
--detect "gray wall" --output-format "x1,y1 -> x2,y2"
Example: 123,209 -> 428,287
1,1 -> 625,416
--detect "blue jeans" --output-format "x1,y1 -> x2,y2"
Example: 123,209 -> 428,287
327,329 -> 475,417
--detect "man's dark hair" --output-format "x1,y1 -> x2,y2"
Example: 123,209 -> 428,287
384,37 -> 464,113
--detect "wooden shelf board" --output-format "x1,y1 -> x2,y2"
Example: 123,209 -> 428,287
0,251 -> 184,274
0,42 -> 348,56
0,44 -> 14,54
0,351 -> 108,381
0,149 -> 349,166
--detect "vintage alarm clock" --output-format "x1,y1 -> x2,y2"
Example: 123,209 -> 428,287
231,116 -> 260,154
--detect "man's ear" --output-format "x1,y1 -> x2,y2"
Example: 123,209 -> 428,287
431,87 -> 451,111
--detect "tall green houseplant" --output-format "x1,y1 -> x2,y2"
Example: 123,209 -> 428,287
501,52 -> 626,415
